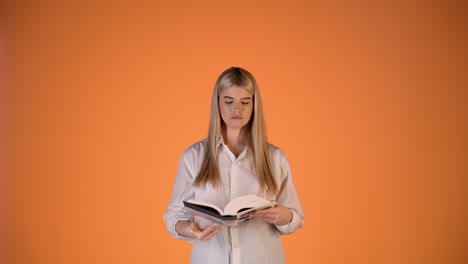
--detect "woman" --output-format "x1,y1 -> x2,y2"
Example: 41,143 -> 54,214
164,67 -> 304,264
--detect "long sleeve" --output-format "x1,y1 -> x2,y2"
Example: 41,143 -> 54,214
163,149 -> 196,242
274,155 -> 304,234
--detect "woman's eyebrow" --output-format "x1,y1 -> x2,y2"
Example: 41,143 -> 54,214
222,96 -> 252,100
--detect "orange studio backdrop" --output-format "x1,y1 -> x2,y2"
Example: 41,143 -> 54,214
3,0 -> 467,264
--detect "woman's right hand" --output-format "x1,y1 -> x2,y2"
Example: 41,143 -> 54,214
175,220 -> 223,242
190,222 -> 223,241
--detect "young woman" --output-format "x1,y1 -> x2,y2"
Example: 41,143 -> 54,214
164,67 -> 304,264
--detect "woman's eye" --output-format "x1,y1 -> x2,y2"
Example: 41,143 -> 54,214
225,101 -> 233,104
241,101 -> 250,105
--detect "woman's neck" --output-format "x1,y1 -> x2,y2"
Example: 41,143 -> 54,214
222,127 -> 249,157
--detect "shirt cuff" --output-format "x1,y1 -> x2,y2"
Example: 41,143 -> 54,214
169,217 -> 194,242
275,208 -> 301,234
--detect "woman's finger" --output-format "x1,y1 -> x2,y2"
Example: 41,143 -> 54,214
196,224 -> 223,241
190,223 -> 202,233
202,227 -> 222,241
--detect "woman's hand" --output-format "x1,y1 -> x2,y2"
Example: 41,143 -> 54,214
175,220 -> 223,242
189,222 -> 223,241
250,202 -> 293,226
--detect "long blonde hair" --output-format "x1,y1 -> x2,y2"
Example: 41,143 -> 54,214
193,67 -> 278,195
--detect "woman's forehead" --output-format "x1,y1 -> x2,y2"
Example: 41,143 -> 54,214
219,85 -> 253,97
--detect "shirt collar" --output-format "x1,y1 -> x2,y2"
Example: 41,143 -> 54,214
216,136 -> 252,159
216,136 -> 224,148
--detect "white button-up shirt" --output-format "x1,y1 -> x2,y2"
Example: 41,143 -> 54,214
164,139 -> 304,264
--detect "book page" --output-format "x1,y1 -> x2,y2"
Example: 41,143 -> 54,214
223,195 -> 274,215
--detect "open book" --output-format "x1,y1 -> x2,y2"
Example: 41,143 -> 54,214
183,194 -> 275,227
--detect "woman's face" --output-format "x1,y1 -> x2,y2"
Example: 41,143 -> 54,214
219,85 -> 253,131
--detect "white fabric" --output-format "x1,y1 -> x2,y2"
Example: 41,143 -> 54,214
164,138 -> 304,264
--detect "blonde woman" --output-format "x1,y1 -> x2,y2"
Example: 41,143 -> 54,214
164,67 -> 304,264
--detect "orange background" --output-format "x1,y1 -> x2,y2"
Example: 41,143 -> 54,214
2,0 -> 467,263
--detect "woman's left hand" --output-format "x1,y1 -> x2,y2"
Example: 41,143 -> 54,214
250,202 -> 293,226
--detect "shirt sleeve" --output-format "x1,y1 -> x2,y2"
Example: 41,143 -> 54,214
274,156 -> 304,235
163,149 -> 196,242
